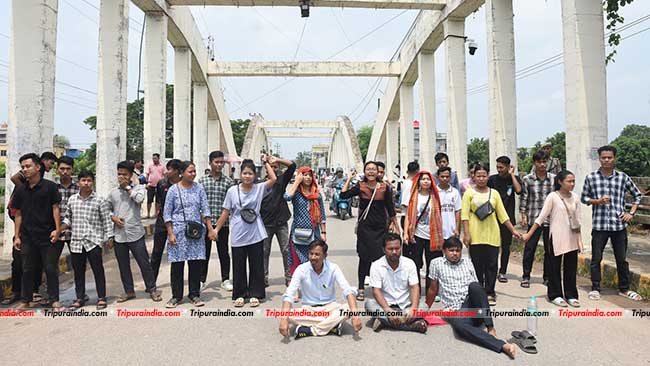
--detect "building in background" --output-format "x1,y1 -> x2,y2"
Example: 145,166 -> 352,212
0,123 -> 7,163
311,144 -> 329,173
413,120 -> 447,160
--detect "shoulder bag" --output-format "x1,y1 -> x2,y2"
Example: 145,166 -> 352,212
177,185 -> 203,240
355,183 -> 379,234
238,184 -> 258,224
558,192 -> 581,233
473,189 -> 495,221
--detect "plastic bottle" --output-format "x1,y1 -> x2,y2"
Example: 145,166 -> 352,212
527,296 -> 538,335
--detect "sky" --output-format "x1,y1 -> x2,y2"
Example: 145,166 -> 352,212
0,0 -> 649,160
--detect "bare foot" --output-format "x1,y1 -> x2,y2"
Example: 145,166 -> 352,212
502,343 -> 516,359
487,326 -> 497,337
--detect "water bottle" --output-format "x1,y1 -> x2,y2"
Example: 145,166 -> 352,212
527,296 -> 538,335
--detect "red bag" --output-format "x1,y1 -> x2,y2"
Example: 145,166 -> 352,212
7,194 -> 17,221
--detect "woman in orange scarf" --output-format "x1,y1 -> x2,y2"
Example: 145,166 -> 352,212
403,171 -> 444,291
285,166 -> 327,276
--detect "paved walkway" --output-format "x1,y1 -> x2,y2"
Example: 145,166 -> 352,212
1,211 -> 649,365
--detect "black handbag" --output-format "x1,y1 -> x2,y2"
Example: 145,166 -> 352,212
474,189 -> 495,221
238,185 -> 258,224
177,184 -> 203,240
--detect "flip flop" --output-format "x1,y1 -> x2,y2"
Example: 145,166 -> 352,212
618,290 -> 643,301
508,337 -> 538,354
511,330 -> 537,344
520,280 -> 530,288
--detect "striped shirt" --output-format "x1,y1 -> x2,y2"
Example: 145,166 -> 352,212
428,257 -> 478,310
520,172 -> 556,226
58,181 -> 79,241
63,192 -> 113,253
581,169 -> 642,232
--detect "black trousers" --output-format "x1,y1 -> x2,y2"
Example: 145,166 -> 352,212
469,244 -> 499,297
151,231 -> 167,281
547,239 -> 578,300
20,236 -> 63,303
201,226 -> 230,283
590,229 -> 630,292
11,242 -> 43,297
231,241 -> 265,300
71,246 -> 106,300
522,225 -> 550,281
358,257 -> 372,290
498,223 -> 513,274
404,236 -> 442,291
114,236 -> 157,294
446,282 -> 505,353
170,260 -> 202,300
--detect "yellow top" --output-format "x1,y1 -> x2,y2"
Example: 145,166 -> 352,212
461,188 -> 510,247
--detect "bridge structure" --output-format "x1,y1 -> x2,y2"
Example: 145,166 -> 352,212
3,0 -> 609,254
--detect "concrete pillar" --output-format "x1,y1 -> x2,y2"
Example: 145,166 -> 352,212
386,120 -> 399,183
561,0 -> 608,249
96,0 -> 129,197
444,18 -> 468,180
418,51 -> 436,173
192,82 -> 208,171
487,0 -> 517,167
4,0 -> 58,257
207,118 -> 221,154
174,47 -> 192,160
399,83 -> 414,176
144,12 -> 167,162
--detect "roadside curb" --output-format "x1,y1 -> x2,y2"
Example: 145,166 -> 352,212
1,223 -> 156,298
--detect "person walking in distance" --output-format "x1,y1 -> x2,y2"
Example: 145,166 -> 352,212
146,153 -> 166,218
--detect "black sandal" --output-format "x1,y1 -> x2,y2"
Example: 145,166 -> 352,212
71,299 -> 85,309
96,298 -> 108,310
508,337 -> 538,354
520,279 -> 530,288
356,289 -> 365,301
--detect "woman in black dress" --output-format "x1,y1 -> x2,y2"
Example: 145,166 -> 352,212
340,161 -> 399,301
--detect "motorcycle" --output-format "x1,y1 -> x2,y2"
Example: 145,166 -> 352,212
330,183 -> 352,220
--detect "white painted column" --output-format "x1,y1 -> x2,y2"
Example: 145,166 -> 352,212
4,0 -> 58,257
96,0 -> 129,197
444,18 -> 468,180
144,12 -> 167,161
386,120 -> 399,184
418,51 -> 436,173
174,47 -> 192,160
192,82 -> 209,171
207,118 -> 221,154
561,0 -> 608,249
399,83 -> 414,175
487,0 -> 517,167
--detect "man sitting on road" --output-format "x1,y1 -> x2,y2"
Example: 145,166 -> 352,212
426,237 -> 516,359
365,233 -> 427,333
279,240 -> 362,339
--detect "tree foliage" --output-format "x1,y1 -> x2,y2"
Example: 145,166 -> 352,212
467,137 -> 490,171
294,151 -> 312,168
356,125 -> 373,161
53,134 -> 70,149
604,0 -> 635,64
610,124 -> 650,176
230,119 -> 251,156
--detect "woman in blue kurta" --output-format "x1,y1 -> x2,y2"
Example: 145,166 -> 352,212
163,161 -> 217,308
285,166 -> 327,275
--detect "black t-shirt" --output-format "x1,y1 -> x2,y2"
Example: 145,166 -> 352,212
487,174 -> 522,219
12,178 -> 62,241
260,163 -> 297,227
155,178 -> 173,234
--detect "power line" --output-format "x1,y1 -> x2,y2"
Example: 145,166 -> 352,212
57,80 -> 97,95
292,19 -> 309,62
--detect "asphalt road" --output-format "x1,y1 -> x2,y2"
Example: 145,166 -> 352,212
1,209 -> 649,366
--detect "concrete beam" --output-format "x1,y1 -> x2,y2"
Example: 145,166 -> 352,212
365,77 -> 399,162
486,0 -> 517,167
208,61 -> 401,77
444,18 -> 468,179
168,0 -> 446,10
418,51 -> 436,173
207,118 -> 221,154
266,131 -> 332,139
192,82 -> 209,171
143,12 -> 167,161
385,120 -> 400,182
399,83 -> 415,173
96,0 -> 129,197
4,0 -> 58,257
261,121 -> 340,129
562,0 -> 608,248
174,47 -> 192,160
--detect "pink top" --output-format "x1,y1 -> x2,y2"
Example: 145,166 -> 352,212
146,162 -> 166,188
534,191 -> 583,256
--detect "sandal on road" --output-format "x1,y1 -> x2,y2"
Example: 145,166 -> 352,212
50,301 -> 66,312
1,294 -> 18,305
551,297 -> 568,307
520,279 -> 530,288
249,297 -> 260,307
356,289 -> 365,302
498,274 -> 508,283
511,330 -> 537,344
619,290 -> 642,301
189,296 -> 205,307
233,297 -> 245,307
96,299 -> 108,310
71,299 -> 85,309
567,298 -> 581,307
508,337 -> 538,354
588,290 -> 601,301
117,293 -> 136,303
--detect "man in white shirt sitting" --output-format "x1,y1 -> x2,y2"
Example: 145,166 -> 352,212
365,233 -> 427,333
279,240 -> 362,339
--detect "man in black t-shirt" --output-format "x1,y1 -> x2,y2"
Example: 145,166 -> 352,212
487,156 -> 522,283
12,153 -> 63,310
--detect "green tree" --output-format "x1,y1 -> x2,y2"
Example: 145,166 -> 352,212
356,125 -> 373,161
517,147 -> 532,174
74,143 -> 97,174
0,161 -> 5,178
605,0 -> 637,63
230,119 -> 251,156
610,124 -> 650,176
53,134 -> 71,149
467,138 -> 490,171
295,151 -> 312,168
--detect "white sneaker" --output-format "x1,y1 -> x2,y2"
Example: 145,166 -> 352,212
221,279 -> 233,292
200,282 -> 208,291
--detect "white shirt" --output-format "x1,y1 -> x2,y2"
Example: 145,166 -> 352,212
283,260 -> 356,306
438,185 -> 462,239
369,256 -> 419,310
399,178 -> 413,217
414,193 -> 432,239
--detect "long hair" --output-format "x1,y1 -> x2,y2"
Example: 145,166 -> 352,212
554,170 -> 574,191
